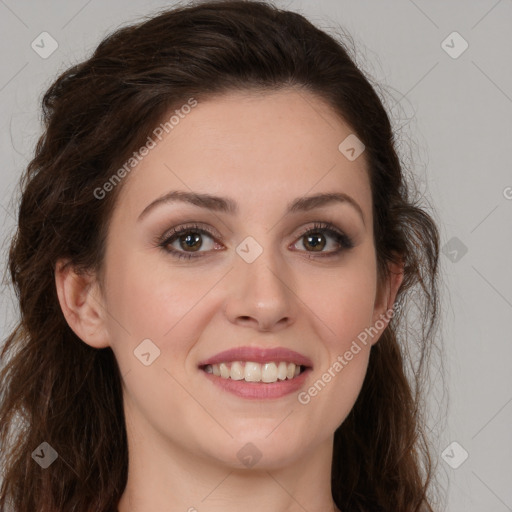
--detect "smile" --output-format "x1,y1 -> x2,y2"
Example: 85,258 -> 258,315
198,345 -> 313,399
202,361 -> 306,383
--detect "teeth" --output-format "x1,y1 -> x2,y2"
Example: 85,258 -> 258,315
261,362 -> 277,383
244,362 -> 261,382
203,361 -> 304,383
219,362 -> 230,379
230,361 -> 244,381
277,361 -> 288,380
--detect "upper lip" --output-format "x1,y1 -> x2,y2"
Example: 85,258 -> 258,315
198,346 -> 313,368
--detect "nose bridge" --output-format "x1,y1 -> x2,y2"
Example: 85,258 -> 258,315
224,233 -> 297,330
244,245 -> 285,292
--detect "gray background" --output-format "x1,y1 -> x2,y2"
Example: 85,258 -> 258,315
1,1 -> 511,511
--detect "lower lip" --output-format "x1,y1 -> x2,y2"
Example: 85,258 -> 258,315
201,368 -> 311,399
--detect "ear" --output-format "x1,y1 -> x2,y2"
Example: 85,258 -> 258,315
54,258 -> 110,349
369,255 -> 404,346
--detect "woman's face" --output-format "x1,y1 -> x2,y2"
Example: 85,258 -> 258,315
88,89 -> 399,469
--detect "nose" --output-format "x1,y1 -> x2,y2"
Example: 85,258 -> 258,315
223,245 -> 298,332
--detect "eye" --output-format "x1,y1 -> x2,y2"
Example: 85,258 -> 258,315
156,221 -> 354,261
291,221 -> 354,258
156,223 -> 221,260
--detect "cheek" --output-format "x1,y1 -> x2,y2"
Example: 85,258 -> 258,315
104,247 -> 214,338
298,255 -> 378,347
295,255 -> 377,412
297,271 -> 375,429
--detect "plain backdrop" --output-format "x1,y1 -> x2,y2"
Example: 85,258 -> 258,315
0,1 -> 511,511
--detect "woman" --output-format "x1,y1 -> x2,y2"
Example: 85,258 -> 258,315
0,1 -> 442,511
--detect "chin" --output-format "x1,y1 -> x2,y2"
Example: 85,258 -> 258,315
218,436 -> 307,471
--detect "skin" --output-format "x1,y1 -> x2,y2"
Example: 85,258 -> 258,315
55,88 -> 403,512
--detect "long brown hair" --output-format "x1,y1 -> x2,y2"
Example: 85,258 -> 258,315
0,1 -> 443,510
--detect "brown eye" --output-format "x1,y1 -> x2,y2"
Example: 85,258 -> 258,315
177,232 -> 203,252
302,232 -> 326,252
158,224 -> 219,260
292,222 -> 354,257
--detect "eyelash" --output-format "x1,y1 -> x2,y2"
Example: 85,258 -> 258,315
155,221 -> 354,261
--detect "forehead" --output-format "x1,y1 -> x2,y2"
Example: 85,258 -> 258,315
112,88 -> 372,224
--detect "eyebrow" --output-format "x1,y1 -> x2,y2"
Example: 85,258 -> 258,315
137,190 -> 365,225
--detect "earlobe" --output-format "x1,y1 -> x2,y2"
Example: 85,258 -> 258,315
54,259 -> 110,349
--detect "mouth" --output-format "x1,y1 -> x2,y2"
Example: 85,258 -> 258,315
200,361 -> 309,383
197,346 -> 313,399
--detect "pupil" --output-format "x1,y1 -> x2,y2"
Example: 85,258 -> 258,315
307,233 -> 325,251
182,233 -> 201,250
